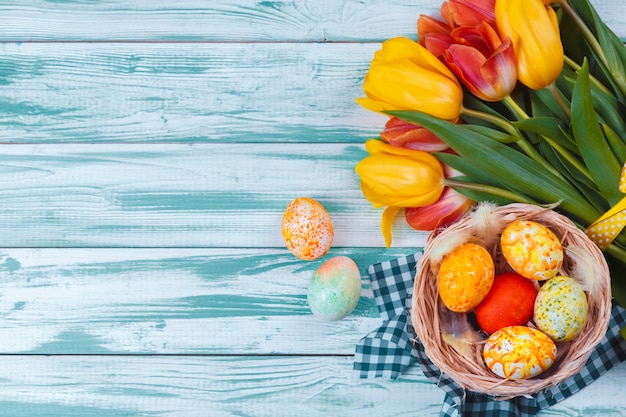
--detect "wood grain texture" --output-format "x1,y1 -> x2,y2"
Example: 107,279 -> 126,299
0,0 -> 624,415
0,356 -> 621,417
0,42 -> 386,143
0,0 -> 622,41
0,357 -> 441,417
0,143 -> 428,248
0,247 -> 423,354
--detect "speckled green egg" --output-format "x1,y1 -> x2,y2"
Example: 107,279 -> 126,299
534,276 -> 588,342
307,256 -> 362,321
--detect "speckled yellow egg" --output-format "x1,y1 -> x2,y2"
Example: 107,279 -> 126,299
501,220 -> 563,281
438,243 -> 495,312
534,276 -> 588,342
484,326 -> 556,379
282,197 -> 334,261
307,256 -> 362,321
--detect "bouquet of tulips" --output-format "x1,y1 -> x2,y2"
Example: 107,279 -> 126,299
355,0 -> 626,308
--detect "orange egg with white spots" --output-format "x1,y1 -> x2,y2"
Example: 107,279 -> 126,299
437,243 -> 495,312
483,326 -> 556,379
282,197 -> 334,261
500,220 -> 563,281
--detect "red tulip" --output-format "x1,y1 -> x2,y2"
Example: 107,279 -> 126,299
442,22 -> 517,101
380,117 -> 450,152
405,187 -> 474,231
418,4 -> 516,102
441,0 -> 496,28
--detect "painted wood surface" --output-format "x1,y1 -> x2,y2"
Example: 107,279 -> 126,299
0,0 -> 624,415
0,43 -> 387,144
0,0 -> 623,41
0,143 -> 427,248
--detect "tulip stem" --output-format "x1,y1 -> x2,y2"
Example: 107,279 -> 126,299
564,55 -> 613,97
461,106 -> 564,180
556,0 -> 626,97
460,106 -> 518,136
542,136 -> 594,182
556,0 -> 607,70
547,83 -> 572,119
502,95 -> 530,120
443,179 -> 535,204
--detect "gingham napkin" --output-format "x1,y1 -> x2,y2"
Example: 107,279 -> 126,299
354,252 -> 626,417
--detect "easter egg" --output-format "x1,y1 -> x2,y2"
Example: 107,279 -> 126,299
438,243 -> 495,313
483,326 -> 557,379
307,256 -> 362,321
534,276 -> 588,342
501,220 -> 563,281
282,197 -> 334,261
475,272 -> 538,334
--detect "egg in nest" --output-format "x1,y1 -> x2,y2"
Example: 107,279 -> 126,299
501,220 -> 563,281
483,326 -> 556,379
282,197 -> 334,261
534,276 -> 588,342
438,243 -> 495,312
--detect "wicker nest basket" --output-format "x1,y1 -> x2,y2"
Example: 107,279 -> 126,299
411,203 -> 612,398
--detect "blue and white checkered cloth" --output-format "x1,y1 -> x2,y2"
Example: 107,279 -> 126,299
354,252 -> 626,417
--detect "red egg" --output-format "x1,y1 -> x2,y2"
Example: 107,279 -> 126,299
475,272 -> 537,334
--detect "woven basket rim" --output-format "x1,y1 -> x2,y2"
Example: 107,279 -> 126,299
411,203 -> 612,398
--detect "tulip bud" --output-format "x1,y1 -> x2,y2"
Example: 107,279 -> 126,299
355,139 -> 446,246
495,0 -> 563,90
380,117 -> 449,151
356,37 -> 463,122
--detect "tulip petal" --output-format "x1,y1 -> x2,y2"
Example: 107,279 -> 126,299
423,33 -> 455,58
445,45 -> 498,100
382,206 -> 401,247
447,0 -> 496,27
405,188 -> 474,231
418,14 -> 451,39
482,38 -> 517,94
381,117 -> 450,151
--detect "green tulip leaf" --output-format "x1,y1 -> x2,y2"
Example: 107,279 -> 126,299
434,152 -> 507,188
513,117 -> 578,154
603,124 -> 626,166
571,59 -> 623,205
386,109 -> 601,226
529,88 -> 570,122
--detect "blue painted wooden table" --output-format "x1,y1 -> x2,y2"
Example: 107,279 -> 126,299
0,1 -> 625,416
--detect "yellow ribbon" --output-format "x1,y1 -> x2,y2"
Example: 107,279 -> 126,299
584,164 -> 626,250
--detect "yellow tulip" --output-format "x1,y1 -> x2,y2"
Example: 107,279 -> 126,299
495,0 -> 563,90
355,139 -> 446,246
356,37 -> 463,121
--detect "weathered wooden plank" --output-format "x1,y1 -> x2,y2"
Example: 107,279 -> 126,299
0,42 -> 386,143
0,0 -> 623,41
0,247 -> 421,354
0,143 -> 429,248
0,357 -> 441,417
0,355 -> 622,417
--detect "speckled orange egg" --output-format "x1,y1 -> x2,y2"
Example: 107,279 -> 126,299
501,220 -> 563,281
534,276 -> 588,342
484,326 -> 556,379
438,243 -> 495,312
282,197 -> 334,261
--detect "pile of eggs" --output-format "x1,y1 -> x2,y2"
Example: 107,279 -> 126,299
437,220 -> 589,380
281,197 -> 362,322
